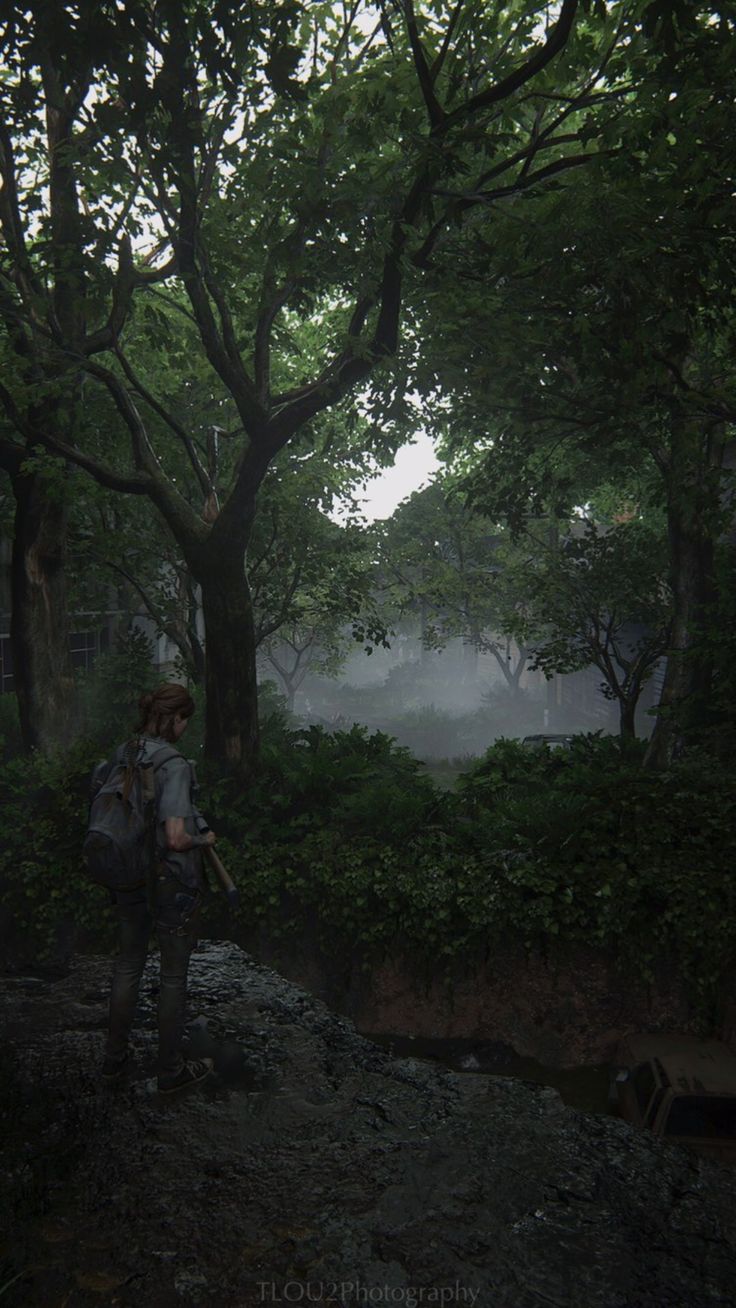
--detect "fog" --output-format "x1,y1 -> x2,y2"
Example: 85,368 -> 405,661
262,632 -> 656,768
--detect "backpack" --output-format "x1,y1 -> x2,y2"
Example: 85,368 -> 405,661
83,740 -> 181,892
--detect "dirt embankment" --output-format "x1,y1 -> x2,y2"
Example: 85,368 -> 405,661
238,929 -> 736,1066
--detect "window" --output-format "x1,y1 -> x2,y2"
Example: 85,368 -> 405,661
0,626 -> 109,691
70,630 -> 98,673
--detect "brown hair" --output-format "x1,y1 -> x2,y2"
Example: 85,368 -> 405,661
134,682 -> 195,743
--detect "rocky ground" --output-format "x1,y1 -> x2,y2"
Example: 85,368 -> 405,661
1,941 -> 735,1308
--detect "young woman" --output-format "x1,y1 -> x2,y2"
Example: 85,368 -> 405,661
101,683 -> 216,1094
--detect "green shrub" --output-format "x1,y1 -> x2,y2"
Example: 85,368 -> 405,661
0,742 -> 116,964
1,722 -> 735,1012
448,735 -> 736,1002
211,722 -> 440,845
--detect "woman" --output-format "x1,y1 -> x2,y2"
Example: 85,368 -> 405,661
101,683 -> 216,1094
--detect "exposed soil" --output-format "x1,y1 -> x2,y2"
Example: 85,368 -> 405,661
242,930 -> 735,1067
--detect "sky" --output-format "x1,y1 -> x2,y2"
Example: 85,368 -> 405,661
341,431 -> 441,523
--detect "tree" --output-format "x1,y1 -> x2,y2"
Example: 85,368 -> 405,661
0,339 -> 75,752
0,0 -> 633,771
71,485 -> 208,685
506,517 -> 672,738
411,2 -> 736,764
379,481 -> 533,693
251,458 -> 384,710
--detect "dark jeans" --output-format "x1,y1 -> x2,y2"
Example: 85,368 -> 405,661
105,874 -> 202,1079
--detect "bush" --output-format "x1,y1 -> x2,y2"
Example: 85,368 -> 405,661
1,721 -> 735,1013
0,742 -> 116,966
212,722 -> 440,846
448,735 -> 736,1004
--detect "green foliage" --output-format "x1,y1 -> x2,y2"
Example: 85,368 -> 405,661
502,519 -> 672,734
257,678 -> 297,735
254,456 -> 387,698
218,722 -> 439,845
0,742 -> 116,965
450,735 -> 736,1003
210,729 -> 736,1007
361,692 -> 546,758
376,481 -> 532,692
661,541 -> 736,762
1,726 -> 735,1009
74,628 -> 158,748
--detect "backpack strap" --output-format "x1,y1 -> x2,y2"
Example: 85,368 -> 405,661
111,740 -> 182,771
149,745 -> 182,772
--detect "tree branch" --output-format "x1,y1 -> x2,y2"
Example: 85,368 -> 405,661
429,0 -> 465,82
262,0 -> 585,441
433,150 -> 608,207
440,0 -> 579,134
92,162 -> 144,261
404,0 -> 445,128
0,120 -> 44,308
197,102 -> 229,207
85,247 -> 178,355
254,272 -> 299,404
148,16 -> 268,440
248,509 -> 281,582
350,18 -> 383,71
254,560 -> 305,645
0,375 -> 150,494
113,345 -> 212,497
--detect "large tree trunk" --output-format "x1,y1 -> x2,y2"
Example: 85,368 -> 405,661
619,695 -> 637,740
645,420 -> 717,770
644,514 -> 714,768
186,580 -> 206,685
197,556 -> 260,777
461,638 -> 479,685
509,644 -> 528,697
10,466 -> 73,751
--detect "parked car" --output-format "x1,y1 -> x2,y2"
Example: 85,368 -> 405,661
612,1034 -> 736,1164
520,733 -> 575,751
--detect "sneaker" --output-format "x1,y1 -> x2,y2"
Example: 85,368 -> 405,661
101,1053 -> 130,1083
157,1058 -> 214,1096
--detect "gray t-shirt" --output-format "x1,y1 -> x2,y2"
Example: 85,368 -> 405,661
137,735 -> 209,892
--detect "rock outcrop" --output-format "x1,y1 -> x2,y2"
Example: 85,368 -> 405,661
1,941 -> 735,1307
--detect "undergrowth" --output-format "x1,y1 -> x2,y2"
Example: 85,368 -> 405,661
1,724 -> 735,1012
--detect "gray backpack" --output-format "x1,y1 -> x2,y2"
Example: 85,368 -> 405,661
83,740 -> 180,891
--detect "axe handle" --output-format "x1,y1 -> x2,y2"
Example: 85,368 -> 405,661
204,846 -> 240,908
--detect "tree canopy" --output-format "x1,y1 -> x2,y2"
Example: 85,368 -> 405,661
0,0 -> 733,771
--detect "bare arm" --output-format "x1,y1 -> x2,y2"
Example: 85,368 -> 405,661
164,816 -> 216,852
